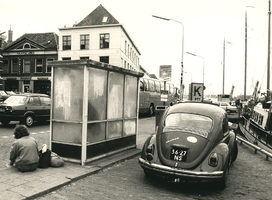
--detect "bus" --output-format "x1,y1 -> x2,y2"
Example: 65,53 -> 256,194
139,77 -> 178,116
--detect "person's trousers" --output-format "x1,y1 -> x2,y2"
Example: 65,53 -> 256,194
17,163 -> 39,172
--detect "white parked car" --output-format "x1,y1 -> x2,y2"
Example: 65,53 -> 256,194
215,101 -> 237,113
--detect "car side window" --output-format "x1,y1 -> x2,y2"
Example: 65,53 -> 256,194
222,115 -> 229,136
27,97 -> 41,105
40,97 -> 51,106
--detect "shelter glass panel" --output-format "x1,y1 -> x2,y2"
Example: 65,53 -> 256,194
52,122 -> 82,144
108,72 -> 124,119
108,121 -> 123,139
53,67 -> 83,121
88,68 -> 107,121
87,122 -> 106,143
124,75 -> 137,118
124,119 -> 136,136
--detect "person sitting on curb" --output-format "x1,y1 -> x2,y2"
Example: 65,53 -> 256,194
6,125 -> 40,172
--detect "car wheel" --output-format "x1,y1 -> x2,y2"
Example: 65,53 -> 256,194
148,104 -> 154,117
1,119 -> 10,126
218,165 -> 228,190
231,142 -> 238,163
24,115 -> 34,127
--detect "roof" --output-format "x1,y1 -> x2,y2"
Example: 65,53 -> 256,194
4,32 -> 59,51
76,4 -> 119,26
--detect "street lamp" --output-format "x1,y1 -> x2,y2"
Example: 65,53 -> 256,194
186,52 -> 205,85
245,5 -> 255,100
152,15 -> 184,100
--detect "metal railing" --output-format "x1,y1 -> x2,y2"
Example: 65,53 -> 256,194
236,135 -> 272,161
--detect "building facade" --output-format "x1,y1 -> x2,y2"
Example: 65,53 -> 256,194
58,4 -> 140,71
1,32 -> 58,95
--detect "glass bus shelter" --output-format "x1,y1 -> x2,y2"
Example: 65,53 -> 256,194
48,59 -> 143,166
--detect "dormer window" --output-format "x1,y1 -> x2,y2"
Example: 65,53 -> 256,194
102,16 -> 108,23
23,43 -> 31,49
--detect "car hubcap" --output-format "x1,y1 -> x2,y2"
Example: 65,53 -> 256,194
26,116 -> 33,126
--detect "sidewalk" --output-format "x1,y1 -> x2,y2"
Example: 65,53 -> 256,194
0,148 -> 141,200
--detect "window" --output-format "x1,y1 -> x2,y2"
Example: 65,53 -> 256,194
80,34 -> 89,50
165,113 -> 212,138
80,57 -> 89,60
148,80 -> 155,92
35,59 -> 43,73
23,43 -> 31,49
102,16 -> 108,23
63,36 -> 71,50
23,59 -> 31,73
27,97 -> 40,105
12,59 -> 18,73
100,56 -> 109,64
40,96 -> 51,106
62,57 -> 71,60
3,60 -> 9,74
46,58 -> 54,73
125,40 -> 127,54
100,33 -> 109,49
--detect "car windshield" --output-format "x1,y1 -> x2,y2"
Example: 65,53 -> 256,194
4,96 -> 27,104
164,113 -> 213,138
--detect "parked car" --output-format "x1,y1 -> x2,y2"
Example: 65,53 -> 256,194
5,91 -> 16,95
0,93 -> 51,127
139,101 -> 238,189
0,90 -> 10,102
214,101 -> 237,113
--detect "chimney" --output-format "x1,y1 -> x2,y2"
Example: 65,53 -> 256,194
8,25 -> 13,43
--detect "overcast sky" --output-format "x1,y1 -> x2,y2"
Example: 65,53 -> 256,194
0,0 -> 270,97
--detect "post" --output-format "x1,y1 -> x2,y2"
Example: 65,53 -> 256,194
244,10 -> 247,101
152,15 -> 184,100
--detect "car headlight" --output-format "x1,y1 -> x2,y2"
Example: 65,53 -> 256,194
5,106 -> 13,112
146,143 -> 155,162
208,152 -> 218,167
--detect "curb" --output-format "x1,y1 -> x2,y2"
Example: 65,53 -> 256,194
26,148 -> 141,200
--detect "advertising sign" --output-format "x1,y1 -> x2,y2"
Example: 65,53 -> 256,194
191,83 -> 204,102
159,65 -> 172,81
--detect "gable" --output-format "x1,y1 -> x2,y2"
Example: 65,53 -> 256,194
6,38 -> 45,51
76,4 -> 119,26
4,32 -> 58,52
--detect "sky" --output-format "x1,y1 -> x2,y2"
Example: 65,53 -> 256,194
0,0 -> 270,97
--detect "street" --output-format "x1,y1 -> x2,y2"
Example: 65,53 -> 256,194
1,117 -> 272,199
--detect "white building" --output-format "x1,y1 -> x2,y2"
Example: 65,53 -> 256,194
58,4 -> 141,71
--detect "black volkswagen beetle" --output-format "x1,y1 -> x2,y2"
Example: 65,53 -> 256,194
139,102 -> 238,189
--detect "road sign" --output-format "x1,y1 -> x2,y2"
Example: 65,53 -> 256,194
160,90 -> 168,102
159,65 -> 172,81
191,83 -> 204,102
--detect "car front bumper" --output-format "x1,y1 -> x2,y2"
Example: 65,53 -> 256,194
139,158 -> 224,182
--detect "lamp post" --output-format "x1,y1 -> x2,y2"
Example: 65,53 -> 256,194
245,6 -> 255,100
152,15 -> 184,100
186,52 -> 205,85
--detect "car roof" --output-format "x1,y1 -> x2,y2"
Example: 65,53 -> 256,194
10,93 -> 49,97
167,101 -> 225,119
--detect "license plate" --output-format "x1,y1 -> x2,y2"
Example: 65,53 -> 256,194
0,108 -> 5,112
170,148 -> 187,162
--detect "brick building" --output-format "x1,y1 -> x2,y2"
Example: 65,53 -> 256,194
1,32 -> 58,95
